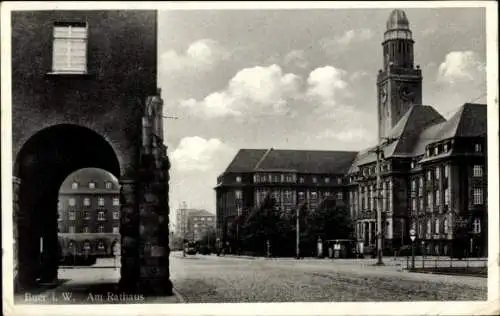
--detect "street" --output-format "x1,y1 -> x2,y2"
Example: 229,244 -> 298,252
170,252 -> 487,303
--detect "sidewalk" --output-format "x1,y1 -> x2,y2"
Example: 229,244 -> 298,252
15,266 -> 183,304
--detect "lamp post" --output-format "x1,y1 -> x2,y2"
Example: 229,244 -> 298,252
369,137 -> 398,266
296,201 -> 306,260
410,228 -> 416,270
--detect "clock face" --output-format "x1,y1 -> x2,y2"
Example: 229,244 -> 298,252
399,85 -> 415,101
380,84 -> 388,104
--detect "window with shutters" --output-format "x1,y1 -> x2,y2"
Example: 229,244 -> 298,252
52,22 -> 88,73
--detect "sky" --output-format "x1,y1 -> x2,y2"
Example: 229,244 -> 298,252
158,7 -> 487,217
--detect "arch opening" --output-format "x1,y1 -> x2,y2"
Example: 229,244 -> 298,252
14,124 -> 121,291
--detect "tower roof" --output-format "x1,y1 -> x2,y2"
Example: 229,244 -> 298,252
386,9 -> 410,30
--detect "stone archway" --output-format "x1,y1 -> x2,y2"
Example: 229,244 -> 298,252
14,124 -> 121,291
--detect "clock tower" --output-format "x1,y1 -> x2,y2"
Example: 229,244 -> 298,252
377,9 -> 422,140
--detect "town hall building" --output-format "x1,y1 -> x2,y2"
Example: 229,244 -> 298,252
215,9 -> 487,257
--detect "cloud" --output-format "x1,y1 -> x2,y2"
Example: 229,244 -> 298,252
437,51 -> 486,85
160,39 -> 229,73
305,66 -> 350,109
170,136 -> 235,172
284,49 -> 309,69
321,29 -> 374,51
180,64 -> 302,118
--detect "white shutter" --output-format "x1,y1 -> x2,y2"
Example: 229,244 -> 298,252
52,25 -> 87,73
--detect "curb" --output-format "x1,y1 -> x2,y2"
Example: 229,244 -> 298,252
172,287 -> 186,303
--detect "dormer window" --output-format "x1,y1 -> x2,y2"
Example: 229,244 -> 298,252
299,177 -> 304,184
474,143 -> 482,153
325,177 -> 330,184
71,182 -> 79,189
410,162 -> 415,169
88,181 -> 95,189
434,146 -> 439,156
105,181 -> 112,189
236,176 -> 242,183
426,148 -> 430,157
337,177 -> 342,184
312,177 -> 317,184
444,143 -> 449,152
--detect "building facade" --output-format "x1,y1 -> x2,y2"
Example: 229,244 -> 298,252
215,149 -> 358,242
216,9 -> 487,257
58,168 -> 120,257
186,210 -> 216,242
11,10 -> 175,294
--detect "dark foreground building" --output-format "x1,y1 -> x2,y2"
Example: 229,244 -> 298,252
216,9 -> 487,257
12,10 -> 172,295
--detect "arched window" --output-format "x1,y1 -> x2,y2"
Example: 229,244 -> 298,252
435,218 -> 440,234
443,218 -> 449,234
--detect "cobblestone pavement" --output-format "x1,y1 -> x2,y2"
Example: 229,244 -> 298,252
170,253 -> 487,303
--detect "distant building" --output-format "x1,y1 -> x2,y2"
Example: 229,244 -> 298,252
186,210 -> 216,242
215,9 -> 487,257
58,168 -> 120,257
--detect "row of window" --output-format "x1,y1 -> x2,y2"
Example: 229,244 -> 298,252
67,240 -> 107,251
191,216 -> 214,222
252,174 -> 343,185
410,185 -> 484,210
414,217 -> 481,236
71,181 -> 116,190
65,225 -> 120,234
64,197 -> 120,207
360,164 -> 391,177
349,181 -> 393,215
61,210 -> 120,221
254,189 -> 343,203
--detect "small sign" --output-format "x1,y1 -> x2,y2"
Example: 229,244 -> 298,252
410,236 -> 416,242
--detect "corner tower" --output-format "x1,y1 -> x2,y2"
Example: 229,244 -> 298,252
377,9 -> 423,140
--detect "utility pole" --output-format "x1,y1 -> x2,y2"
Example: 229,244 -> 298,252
296,200 -> 307,260
370,136 -> 398,266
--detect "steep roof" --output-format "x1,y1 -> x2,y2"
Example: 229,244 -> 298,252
60,167 -> 119,193
224,149 -> 268,173
348,105 -> 445,169
224,148 -> 358,175
412,103 -> 487,156
390,105 -> 446,156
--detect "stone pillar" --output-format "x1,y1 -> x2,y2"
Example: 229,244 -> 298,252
119,179 -> 140,292
13,177 -> 21,291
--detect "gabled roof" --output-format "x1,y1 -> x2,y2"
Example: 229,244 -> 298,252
348,105 -> 445,170
390,105 -> 446,156
412,103 -> 487,156
224,148 -> 358,175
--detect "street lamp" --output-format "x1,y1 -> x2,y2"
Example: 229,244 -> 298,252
409,228 -> 416,270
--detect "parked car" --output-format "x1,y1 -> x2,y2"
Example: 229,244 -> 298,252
198,246 -> 212,255
184,241 -> 197,255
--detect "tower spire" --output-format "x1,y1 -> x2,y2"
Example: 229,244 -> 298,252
383,9 -> 414,70
377,9 -> 423,140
